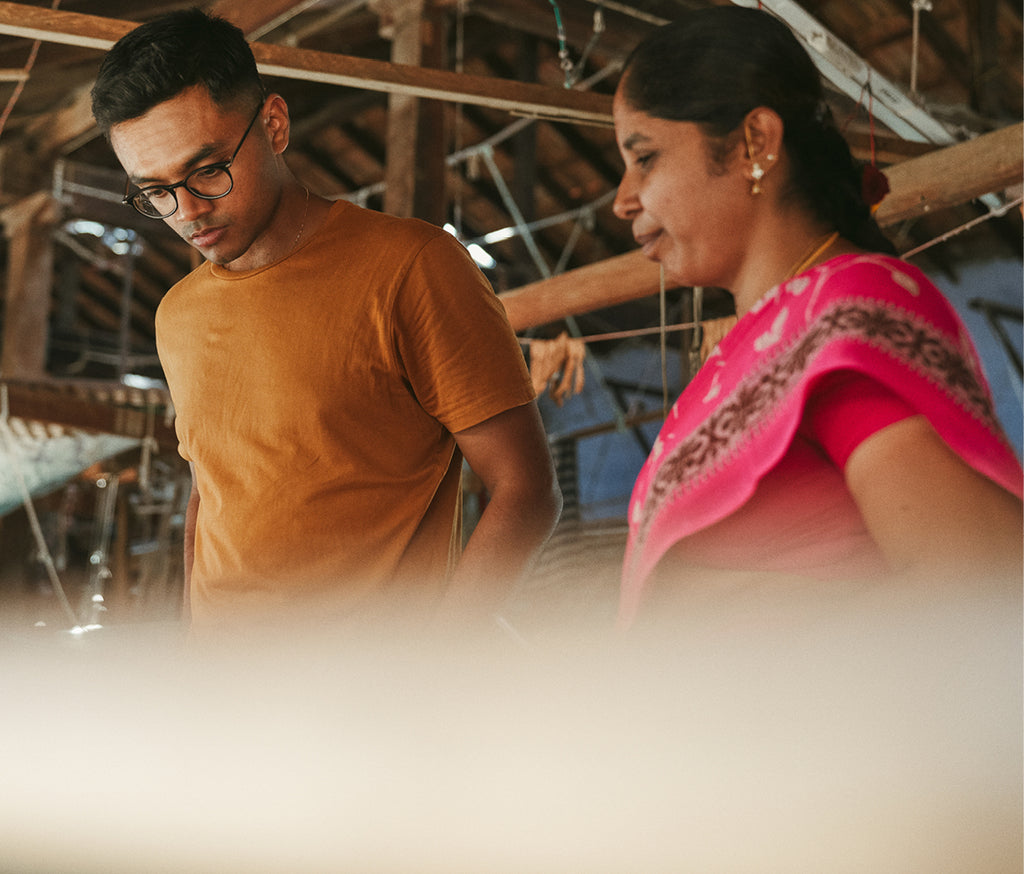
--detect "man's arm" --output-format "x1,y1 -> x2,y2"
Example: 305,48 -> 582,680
441,401 -> 562,622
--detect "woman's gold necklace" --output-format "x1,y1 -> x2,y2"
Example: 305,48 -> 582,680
785,230 -> 840,280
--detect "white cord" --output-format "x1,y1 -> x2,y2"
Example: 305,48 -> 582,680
0,383 -> 80,628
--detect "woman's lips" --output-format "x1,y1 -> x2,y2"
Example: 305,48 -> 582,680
635,230 -> 662,259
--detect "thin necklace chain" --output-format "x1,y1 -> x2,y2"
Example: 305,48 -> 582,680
292,187 -> 310,251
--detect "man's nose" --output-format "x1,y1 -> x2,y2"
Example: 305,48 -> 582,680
172,189 -> 215,223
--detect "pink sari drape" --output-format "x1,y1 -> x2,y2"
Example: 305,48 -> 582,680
620,254 -> 1023,623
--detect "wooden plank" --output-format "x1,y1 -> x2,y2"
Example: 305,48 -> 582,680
380,0 -> 423,218
0,1 -> 613,125
500,249 -> 660,332
26,87 -> 94,155
875,122 -> 1023,225
252,41 -> 612,123
2,381 -> 178,448
0,1 -> 133,48
209,0 -> 318,40
412,0 -> 449,226
498,122 -> 1024,331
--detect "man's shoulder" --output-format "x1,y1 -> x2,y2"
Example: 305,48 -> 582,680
327,200 -> 447,247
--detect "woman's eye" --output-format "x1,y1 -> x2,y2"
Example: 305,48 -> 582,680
635,152 -> 656,168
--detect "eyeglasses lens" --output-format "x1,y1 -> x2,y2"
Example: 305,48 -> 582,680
132,166 -> 234,218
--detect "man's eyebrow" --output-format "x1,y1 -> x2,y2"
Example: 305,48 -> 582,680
128,142 -> 223,186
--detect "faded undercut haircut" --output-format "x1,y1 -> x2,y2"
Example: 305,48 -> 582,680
91,7 -> 265,138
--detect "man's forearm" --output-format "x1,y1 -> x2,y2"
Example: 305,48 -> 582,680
443,482 -> 561,620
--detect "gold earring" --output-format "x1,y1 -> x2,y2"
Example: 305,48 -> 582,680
751,162 -> 765,195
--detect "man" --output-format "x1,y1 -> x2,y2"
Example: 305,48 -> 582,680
90,9 -> 561,633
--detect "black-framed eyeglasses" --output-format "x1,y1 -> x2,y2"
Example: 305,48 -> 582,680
122,104 -> 263,219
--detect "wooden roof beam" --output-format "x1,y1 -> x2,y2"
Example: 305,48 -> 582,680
0,2 -> 612,125
499,122 -> 1024,331
209,0 -> 322,41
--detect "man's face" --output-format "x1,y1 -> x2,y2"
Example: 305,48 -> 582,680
111,85 -> 286,271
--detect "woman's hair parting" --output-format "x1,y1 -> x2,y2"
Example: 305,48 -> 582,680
619,6 -> 895,254
91,8 -> 265,137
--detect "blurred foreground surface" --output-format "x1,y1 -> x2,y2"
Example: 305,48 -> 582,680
0,579 -> 1020,874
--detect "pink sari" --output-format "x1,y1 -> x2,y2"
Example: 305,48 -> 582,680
620,254 -> 1023,623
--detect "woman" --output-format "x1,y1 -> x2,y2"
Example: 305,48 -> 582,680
613,7 -> 1023,625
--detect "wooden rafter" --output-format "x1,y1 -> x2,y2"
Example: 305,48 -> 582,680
1,380 -> 178,449
209,0 -> 321,40
0,1 -> 612,125
499,122 -> 1024,331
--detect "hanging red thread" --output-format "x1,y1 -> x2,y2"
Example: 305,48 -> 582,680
859,74 -> 890,211
843,72 -> 889,211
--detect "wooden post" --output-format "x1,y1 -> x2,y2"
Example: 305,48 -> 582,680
412,0 -> 449,226
1,191 -> 61,379
376,0 -> 424,218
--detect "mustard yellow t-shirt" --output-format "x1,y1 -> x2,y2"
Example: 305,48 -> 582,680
156,200 -> 534,629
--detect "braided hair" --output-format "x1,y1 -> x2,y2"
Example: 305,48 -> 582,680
618,6 -> 895,254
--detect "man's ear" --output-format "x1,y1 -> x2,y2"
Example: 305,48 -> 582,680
262,93 -> 291,155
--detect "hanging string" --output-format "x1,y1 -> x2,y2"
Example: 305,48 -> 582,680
545,0 -> 609,88
841,81 -> 867,135
688,286 -> 704,378
840,71 -> 879,162
0,384 -> 80,629
547,0 -> 574,87
567,5 -> 606,87
659,264 -> 668,417
840,71 -> 890,212
518,320 -> 700,347
0,0 -> 62,141
452,0 -> 467,236
867,75 -> 877,165
901,194 -> 1024,261
909,0 -> 933,97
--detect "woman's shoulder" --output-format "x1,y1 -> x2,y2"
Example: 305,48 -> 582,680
791,252 -> 957,325
810,252 -> 938,298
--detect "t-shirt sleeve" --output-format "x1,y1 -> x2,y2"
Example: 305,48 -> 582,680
802,370 -> 917,470
393,232 -> 535,433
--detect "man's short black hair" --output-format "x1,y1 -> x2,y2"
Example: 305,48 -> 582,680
91,7 -> 264,137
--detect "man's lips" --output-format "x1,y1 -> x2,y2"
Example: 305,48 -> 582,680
189,226 -> 226,248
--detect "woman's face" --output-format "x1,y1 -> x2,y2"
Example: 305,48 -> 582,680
612,89 -> 750,290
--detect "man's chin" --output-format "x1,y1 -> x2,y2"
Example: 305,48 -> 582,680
187,241 -> 238,267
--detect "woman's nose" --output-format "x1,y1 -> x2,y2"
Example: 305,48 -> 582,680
612,174 -> 639,221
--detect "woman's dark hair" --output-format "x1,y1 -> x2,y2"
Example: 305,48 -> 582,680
91,8 -> 265,137
619,6 -> 895,254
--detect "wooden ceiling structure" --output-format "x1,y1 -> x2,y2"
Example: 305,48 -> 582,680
0,0 -> 1020,453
